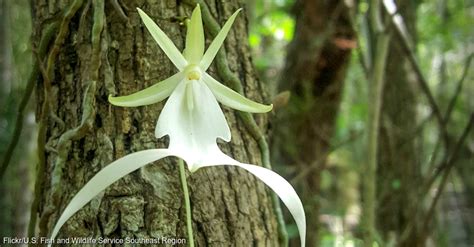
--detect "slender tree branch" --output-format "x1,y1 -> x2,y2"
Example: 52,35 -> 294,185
0,21 -> 58,180
384,4 -> 448,147
400,111 -> 433,147
421,114 -> 473,236
357,43 -> 369,78
444,54 -> 473,122
291,131 -> 362,184
421,54 -> 473,196
0,69 -> 36,179
363,32 -> 390,247
362,1 -> 391,245
400,75 -> 472,242
370,0 -> 383,32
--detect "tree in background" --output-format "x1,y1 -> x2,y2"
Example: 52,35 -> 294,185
376,1 -> 422,246
271,0 -> 355,245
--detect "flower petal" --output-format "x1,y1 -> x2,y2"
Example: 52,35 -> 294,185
49,149 -> 175,244
196,152 -> 306,247
202,73 -> 273,113
200,8 -> 242,71
184,5 -> 204,64
137,8 -> 187,70
108,72 -> 184,107
155,79 -> 231,169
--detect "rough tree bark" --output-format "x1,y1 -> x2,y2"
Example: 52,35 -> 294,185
272,0 -> 355,246
32,0 -> 278,246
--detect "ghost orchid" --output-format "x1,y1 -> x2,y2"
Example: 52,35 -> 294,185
49,5 -> 305,247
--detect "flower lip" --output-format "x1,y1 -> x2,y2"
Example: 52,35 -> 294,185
185,64 -> 202,80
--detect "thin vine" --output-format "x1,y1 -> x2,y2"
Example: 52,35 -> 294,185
29,0 -> 85,240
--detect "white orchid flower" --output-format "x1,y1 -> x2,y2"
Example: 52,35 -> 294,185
49,5 -> 305,247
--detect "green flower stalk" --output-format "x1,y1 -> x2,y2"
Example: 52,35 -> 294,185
49,5 -> 306,246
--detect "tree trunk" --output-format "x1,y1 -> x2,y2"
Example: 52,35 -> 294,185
272,0 -> 355,246
376,1 -> 421,246
32,0 -> 278,246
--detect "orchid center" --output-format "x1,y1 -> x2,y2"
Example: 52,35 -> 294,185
185,64 -> 202,80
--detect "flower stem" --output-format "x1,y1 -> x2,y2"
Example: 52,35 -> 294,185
178,159 -> 194,247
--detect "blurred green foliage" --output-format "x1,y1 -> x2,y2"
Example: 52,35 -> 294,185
248,0 -> 472,245
0,0 -> 33,239
0,0 -> 32,149
247,0 -> 295,95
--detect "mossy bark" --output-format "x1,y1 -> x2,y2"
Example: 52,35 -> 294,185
32,0 -> 277,246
